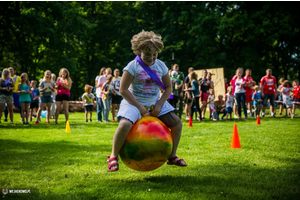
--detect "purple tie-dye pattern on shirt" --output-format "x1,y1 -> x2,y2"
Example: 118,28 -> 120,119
133,69 -> 161,100
136,70 -> 160,89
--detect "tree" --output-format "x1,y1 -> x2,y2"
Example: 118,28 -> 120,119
1,1 -> 299,99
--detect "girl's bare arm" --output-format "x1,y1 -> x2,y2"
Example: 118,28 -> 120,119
120,71 -> 147,116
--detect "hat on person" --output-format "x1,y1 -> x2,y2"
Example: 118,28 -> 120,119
171,71 -> 178,76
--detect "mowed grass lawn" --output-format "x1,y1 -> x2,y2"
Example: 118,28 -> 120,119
1,110 -> 300,200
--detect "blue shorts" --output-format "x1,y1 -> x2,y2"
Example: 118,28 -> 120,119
225,107 -> 232,114
294,98 -> 300,102
263,94 -> 275,106
41,96 -> 53,103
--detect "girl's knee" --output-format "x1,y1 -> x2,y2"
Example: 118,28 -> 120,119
170,120 -> 182,134
62,106 -> 68,112
118,119 -> 133,131
159,111 -> 181,129
175,119 -> 182,129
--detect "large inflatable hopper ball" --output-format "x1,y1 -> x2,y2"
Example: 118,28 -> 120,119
119,115 -> 173,172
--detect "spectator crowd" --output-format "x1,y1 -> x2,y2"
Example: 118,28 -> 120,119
1,64 -> 300,125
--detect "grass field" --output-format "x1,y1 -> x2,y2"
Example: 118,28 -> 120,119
1,110 -> 300,200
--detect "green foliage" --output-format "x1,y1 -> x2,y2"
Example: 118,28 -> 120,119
1,112 -> 300,199
1,2 -> 300,99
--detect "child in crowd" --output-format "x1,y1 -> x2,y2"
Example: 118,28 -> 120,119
292,80 -> 300,118
249,81 -> 256,115
101,74 -> 113,123
214,94 -> 226,120
107,30 -> 187,172
292,80 -> 300,117
35,70 -> 55,124
111,69 -> 122,122
30,80 -> 40,122
168,71 -> 182,111
277,78 -> 287,116
225,86 -> 234,121
82,84 -> 95,122
207,88 -> 217,121
252,85 -> 262,119
277,80 -> 293,118
50,73 -> 57,119
54,68 -> 72,124
17,73 -> 31,125
193,104 -> 198,120
189,71 -> 202,121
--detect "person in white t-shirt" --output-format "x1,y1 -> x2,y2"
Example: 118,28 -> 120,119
95,68 -> 112,122
225,86 -> 234,120
95,67 -> 106,122
233,70 -> 248,120
207,88 -> 216,121
230,68 -> 244,118
107,30 -> 187,172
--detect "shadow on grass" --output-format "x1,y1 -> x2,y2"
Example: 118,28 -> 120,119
0,139 -> 111,171
103,165 -> 299,200
0,121 -> 118,129
2,160 -> 299,200
17,165 -> 298,200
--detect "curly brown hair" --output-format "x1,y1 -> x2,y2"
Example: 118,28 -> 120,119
131,30 -> 164,55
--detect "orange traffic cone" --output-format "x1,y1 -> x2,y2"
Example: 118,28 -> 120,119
188,116 -> 193,127
256,116 -> 260,125
65,121 -> 71,132
230,124 -> 241,149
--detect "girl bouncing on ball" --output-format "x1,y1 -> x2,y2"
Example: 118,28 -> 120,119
108,30 -> 187,172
